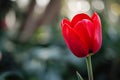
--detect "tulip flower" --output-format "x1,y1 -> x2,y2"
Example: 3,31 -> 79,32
61,12 -> 102,58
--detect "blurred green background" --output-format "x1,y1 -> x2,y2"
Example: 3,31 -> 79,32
0,0 -> 120,80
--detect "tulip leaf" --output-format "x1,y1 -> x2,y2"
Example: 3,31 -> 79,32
76,71 -> 84,80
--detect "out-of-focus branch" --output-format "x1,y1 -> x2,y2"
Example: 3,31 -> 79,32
17,0 -> 35,41
19,0 -> 61,43
36,0 -> 61,25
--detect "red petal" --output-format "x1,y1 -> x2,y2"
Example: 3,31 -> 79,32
92,12 -> 102,53
61,18 -> 71,27
73,19 -> 94,52
71,13 -> 92,27
62,23 -> 89,57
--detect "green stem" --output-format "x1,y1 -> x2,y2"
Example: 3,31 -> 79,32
86,55 -> 93,80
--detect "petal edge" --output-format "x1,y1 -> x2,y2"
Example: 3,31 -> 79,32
71,13 -> 92,27
61,18 -> 71,27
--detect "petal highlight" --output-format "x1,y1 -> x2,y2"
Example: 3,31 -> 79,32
73,19 -> 94,52
62,23 -> 89,57
92,12 -> 102,53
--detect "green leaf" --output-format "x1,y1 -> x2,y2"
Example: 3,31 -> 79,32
76,71 -> 84,80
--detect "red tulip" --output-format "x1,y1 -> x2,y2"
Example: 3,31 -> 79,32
61,12 -> 102,57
